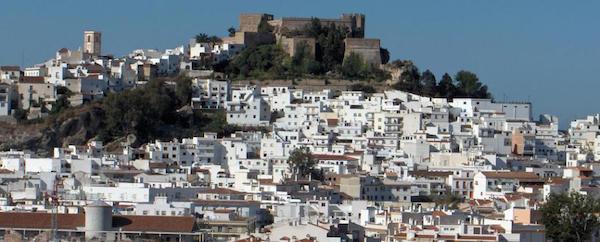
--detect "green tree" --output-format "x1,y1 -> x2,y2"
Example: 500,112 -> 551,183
541,193 -> 600,242
430,189 -> 463,209
174,75 -> 193,107
195,33 -> 221,44
391,61 -> 421,93
288,147 -> 316,178
101,79 -> 177,142
229,44 -> 287,79
454,70 -> 491,98
341,52 -> 365,80
436,73 -> 456,98
202,110 -> 239,137
420,70 -> 437,97
380,48 -> 390,65
12,108 -> 28,121
227,27 -> 236,37
50,95 -> 70,114
286,42 -> 321,76
300,19 -> 348,72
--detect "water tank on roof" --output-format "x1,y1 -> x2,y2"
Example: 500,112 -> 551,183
84,200 -> 113,239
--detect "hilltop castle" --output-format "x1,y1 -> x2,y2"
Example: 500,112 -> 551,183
223,13 -> 382,66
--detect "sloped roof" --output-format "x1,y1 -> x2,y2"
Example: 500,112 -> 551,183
0,212 -> 196,233
312,154 -> 358,161
481,171 -> 540,180
19,76 -> 45,83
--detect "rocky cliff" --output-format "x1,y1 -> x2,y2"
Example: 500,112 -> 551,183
0,105 -> 105,156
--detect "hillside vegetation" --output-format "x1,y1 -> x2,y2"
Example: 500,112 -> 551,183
0,77 -> 238,154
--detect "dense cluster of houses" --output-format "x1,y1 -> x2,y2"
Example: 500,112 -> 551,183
2,81 -> 600,241
0,29 -> 240,120
1,12 -> 599,242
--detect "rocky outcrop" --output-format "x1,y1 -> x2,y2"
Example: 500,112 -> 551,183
0,106 -> 105,156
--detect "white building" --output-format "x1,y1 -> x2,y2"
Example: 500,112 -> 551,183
226,86 -> 270,126
191,79 -> 231,109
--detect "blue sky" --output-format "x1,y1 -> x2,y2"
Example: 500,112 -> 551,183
1,0 -> 599,128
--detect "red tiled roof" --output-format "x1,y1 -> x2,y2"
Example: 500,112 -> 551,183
19,76 -> 45,83
259,179 -> 275,185
326,119 -> 338,127
0,212 -> 83,230
481,171 -> 540,180
431,211 -> 447,217
112,215 -> 195,233
312,154 -> 358,161
191,199 -> 260,206
201,187 -> 247,195
409,170 -> 453,178
0,212 -> 196,233
0,66 -> 20,71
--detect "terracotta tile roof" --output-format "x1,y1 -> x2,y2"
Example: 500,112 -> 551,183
259,179 -> 275,185
312,154 -> 358,161
457,234 -> 497,241
431,211 -> 448,217
192,168 -> 210,173
191,199 -> 260,206
200,187 -> 247,195
19,76 -> 45,83
0,66 -> 20,71
0,212 -> 83,230
481,171 -> 540,180
326,118 -> 338,127
213,209 -> 234,213
546,177 -> 568,185
422,225 -> 439,231
409,170 -> 453,178
345,151 -> 364,155
473,199 -> 494,206
112,215 -> 195,233
0,212 -> 196,233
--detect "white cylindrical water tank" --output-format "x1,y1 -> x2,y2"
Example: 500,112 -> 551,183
84,200 -> 112,239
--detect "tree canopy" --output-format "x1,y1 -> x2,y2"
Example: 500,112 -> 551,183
541,192 -> 600,242
227,27 -> 236,37
101,79 -> 178,142
288,147 -> 316,178
454,70 -> 491,98
195,33 -> 221,44
390,60 -> 492,99
227,44 -> 288,79
174,74 -> 193,106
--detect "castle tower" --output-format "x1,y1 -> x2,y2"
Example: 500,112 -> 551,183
83,31 -> 102,57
